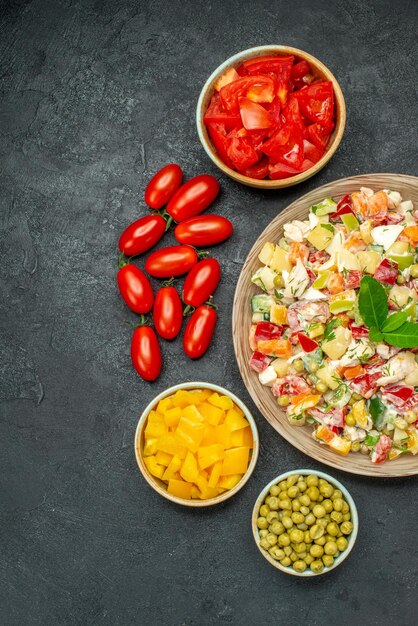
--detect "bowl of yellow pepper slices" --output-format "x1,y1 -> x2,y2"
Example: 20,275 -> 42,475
135,382 -> 259,506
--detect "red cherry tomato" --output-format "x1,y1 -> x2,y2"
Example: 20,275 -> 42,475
183,304 -> 217,359
118,214 -> 166,257
174,215 -> 233,247
145,245 -> 198,278
153,285 -> 183,340
183,259 -> 221,308
117,263 -> 154,313
131,325 -> 162,381
144,164 -> 183,210
167,175 -> 220,222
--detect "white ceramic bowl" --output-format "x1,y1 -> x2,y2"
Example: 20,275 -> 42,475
196,45 -> 346,189
135,382 -> 259,507
252,469 -> 358,576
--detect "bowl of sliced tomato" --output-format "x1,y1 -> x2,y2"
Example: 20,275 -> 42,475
196,46 -> 346,189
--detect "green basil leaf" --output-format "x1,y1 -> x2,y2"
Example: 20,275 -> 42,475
358,276 -> 388,330
368,395 -> 386,429
369,327 -> 383,343
383,322 -> 418,348
382,311 -> 408,333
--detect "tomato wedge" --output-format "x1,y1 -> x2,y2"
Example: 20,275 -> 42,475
183,258 -> 221,308
298,333 -> 319,353
131,324 -> 162,381
295,81 -> 335,130
262,121 -> 304,169
241,156 -> 269,179
206,123 -> 234,169
174,215 -> 233,247
307,123 -> 331,149
167,175 -> 220,222
145,245 -> 198,278
241,55 -> 294,82
239,97 -> 272,130
227,128 -> 259,171
204,93 -> 241,130
144,164 -> 183,210
183,304 -> 217,359
220,75 -> 275,114
118,214 -> 166,257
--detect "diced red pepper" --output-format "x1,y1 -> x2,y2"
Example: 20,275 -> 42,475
349,373 -> 380,399
272,375 -> 311,397
344,270 -> 361,290
363,355 -> 385,372
254,321 -> 284,343
297,332 -> 319,353
329,194 -> 355,221
249,351 -> 270,373
374,258 -> 398,285
349,323 -> 369,339
381,385 -> 414,407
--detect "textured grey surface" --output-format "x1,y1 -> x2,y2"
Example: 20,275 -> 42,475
1,0 -> 417,624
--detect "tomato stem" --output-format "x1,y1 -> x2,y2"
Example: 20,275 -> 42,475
183,304 -> 195,317
205,296 -> 218,310
137,314 -> 150,327
118,252 -> 128,269
162,277 -> 175,288
197,250 -> 209,259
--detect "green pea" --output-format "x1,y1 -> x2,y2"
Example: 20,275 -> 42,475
259,504 -> 270,517
300,494 -> 311,507
309,524 -> 324,541
283,546 -> 292,556
298,480 -> 307,492
306,474 -> 319,487
273,274 -> 285,288
305,513 -> 316,526
270,547 -> 285,560
327,522 -> 340,537
306,486 -> 320,501
287,474 -> 299,487
341,501 -> 350,514
288,485 -> 299,499
304,531 -> 311,544
336,537 -> 348,551
341,521 -> 353,535
300,505 -> 310,516
260,538 -> 270,550
267,496 -> 280,510
293,542 -> 307,554
278,534 -> 290,547
293,560 -> 307,573
333,498 -> 344,512
343,512 -> 351,522
292,499 -> 301,512
312,504 -> 326,518
266,511 -> 279,524
271,521 -> 285,535
282,516 -> 293,529
269,485 -> 280,497
281,556 -> 292,567
322,499 -> 333,513
324,541 -> 338,556
320,482 -> 334,498
330,511 -> 343,523
310,560 -> 324,573
257,517 -> 268,529
322,554 -> 334,568
289,529 -> 304,543
315,536 -> 326,546
294,359 -> 304,373
266,533 -> 278,546
279,499 -> 292,510
291,512 -> 305,525
332,490 -> 343,500
305,554 -> 314,565
297,523 -> 308,531
259,529 -> 268,538
310,544 -> 324,558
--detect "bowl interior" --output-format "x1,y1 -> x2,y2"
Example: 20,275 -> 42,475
135,382 -> 259,507
252,470 -> 358,576
197,45 -> 346,188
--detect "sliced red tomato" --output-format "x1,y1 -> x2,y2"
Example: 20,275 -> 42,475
268,162 -> 301,180
262,121 -> 304,169
371,434 -> 392,464
290,60 -> 311,88
227,128 -> 259,171
298,333 -> 319,353
303,139 -> 325,164
374,259 -> 398,285
276,80 -> 289,105
249,351 -> 271,373
204,93 -> 241,129
241,55 -> 294,82
239,97 -> 272,130
349,323 -> 369,339
206,122 -> 234,169
282,96 -> 304,132
220,75 -> 275,114
307,123 -> 331,149
241,156 -> 269,179
295,81 -> 335,130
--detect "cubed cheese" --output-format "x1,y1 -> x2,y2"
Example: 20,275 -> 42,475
371,224 -> 404,250
258,366 -> 277,386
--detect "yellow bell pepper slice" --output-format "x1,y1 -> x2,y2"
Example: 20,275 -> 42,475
221,447 -> 250,476
143,455 -> 164,479
162,456 -> 182,480
143,437 -> 159,456
214,424 -> 232,448
218,474 -> 243,490
208,392 -> 234,411
198,402 -> 224,426
163,406 -> 182,428
155,450 -> 172,467
197,444 -> 225,470
171,390 -> 193,408
156,398 -> 172,414
196,474 -> 219,499
180,451 -> 199,483
208,460 -> 223,488
224,408 -> 249,432
167,479 -> 192,499
181,404 -> 204,422
156,434 -> 187,459
230,426 -> 253,448
175,416 -> 205,453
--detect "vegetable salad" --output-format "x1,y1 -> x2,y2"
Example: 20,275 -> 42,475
249,188 -> 418,463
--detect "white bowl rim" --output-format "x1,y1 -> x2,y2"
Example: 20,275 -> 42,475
196,44 -> 346,188
252,468 -> 359,576
134,381 -> 260,507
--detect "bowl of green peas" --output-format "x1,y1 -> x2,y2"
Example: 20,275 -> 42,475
252,470 -> 358,576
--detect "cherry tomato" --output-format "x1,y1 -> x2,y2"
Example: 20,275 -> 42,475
167,175 -> 220,223
153,285 -> 183,340
131,325 -> 161,381
145,164 -> 183,210
145,245 -> 197,278
174,215 -> 233,247
183,304 -> 217,359
118,214 -> 166,257
183,259 -> 221,308
117,262 -> 154,313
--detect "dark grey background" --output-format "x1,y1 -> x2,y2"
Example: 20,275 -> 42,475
1,0 -> 417,624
